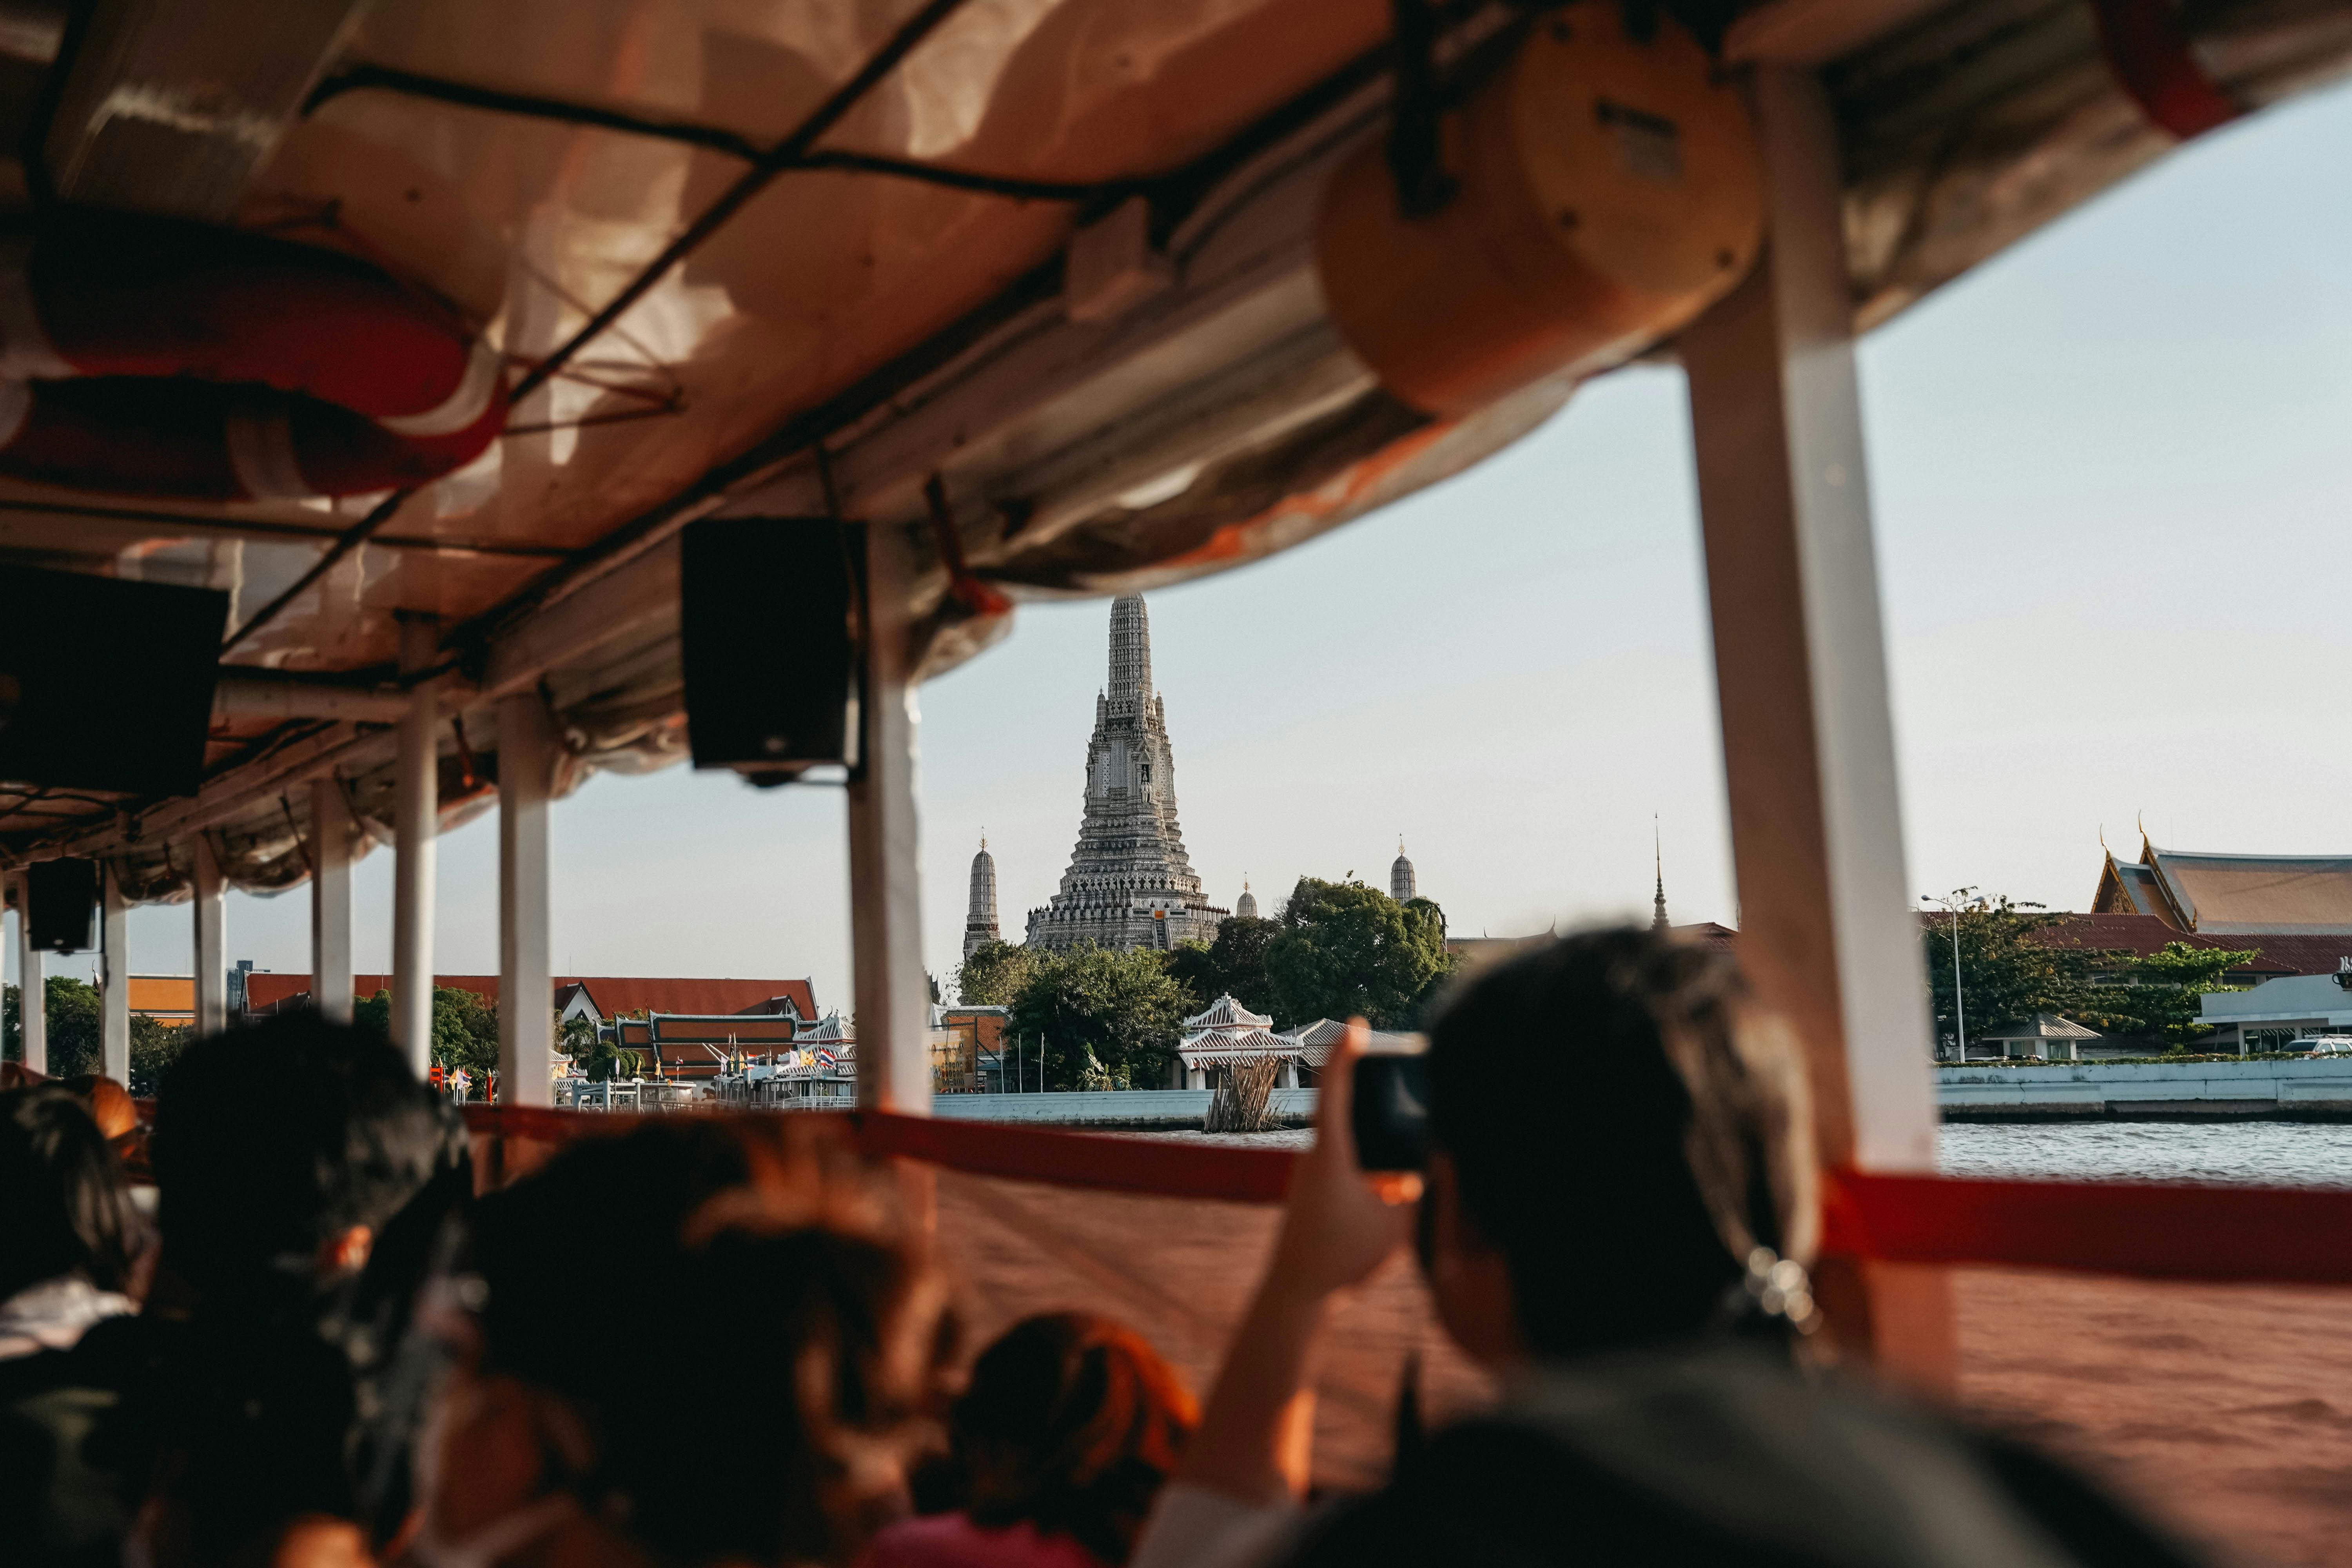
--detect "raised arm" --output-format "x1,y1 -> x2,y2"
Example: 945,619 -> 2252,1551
1177,1022 -> 1422,1504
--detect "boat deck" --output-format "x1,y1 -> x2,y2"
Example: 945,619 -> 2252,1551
934,1171 -> 2352,1566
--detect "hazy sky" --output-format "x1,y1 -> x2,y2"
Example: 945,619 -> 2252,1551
84,78 -> 2352,1011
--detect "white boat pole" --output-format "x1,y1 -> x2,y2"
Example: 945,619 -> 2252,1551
1680,64 -> 1945,1381
15,876 -> 42,1073
100,865 -> 128,1081
310,775 -> 354,1024
192,833 -> 226,1035
498,689 -> 557,1106
392,614 -> 439,1076
848,522 -> 932,1116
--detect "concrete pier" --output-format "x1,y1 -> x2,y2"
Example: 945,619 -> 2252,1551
1939,1058 -> 2352,1121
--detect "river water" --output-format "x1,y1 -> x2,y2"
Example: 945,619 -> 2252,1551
1156,1123 -> 2352,1188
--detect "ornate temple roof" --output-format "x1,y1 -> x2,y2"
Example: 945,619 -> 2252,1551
2094,836 -> 2352,934
1185,993 -> 1273,1032
1180,1027 -> 1312,1070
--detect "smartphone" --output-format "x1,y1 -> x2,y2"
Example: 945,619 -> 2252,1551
1351,1034 -> 1431,1172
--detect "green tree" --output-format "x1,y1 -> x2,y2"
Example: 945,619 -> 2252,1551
128,1016 -> 185,1097
565,1012 -> 642,1082
1921,895 -> 2095,1054
1167,915 -> 1281,1015
1263,877 -> 1454,1029
2074,941 -> 2258,1048
2,978 -> 184,1089
955,940 -> 1039,1007
1,976 -> 104,1077
353,985 -> 502,1090
1007,943 -> 1193,1091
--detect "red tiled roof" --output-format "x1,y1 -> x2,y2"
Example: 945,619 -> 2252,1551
243,973 -> 818,1018
2025,913 -> 2345,976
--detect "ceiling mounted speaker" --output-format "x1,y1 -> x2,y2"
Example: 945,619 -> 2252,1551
25,858 -> 99,955
681,518 -> 862,783
0,567 -> 228,798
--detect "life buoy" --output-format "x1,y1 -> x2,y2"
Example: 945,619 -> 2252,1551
0,211 -> 506,502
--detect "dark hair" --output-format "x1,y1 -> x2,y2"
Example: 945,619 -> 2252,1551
469,1118 -> 955,1567
468,1117 -> 757,1398
150,1011 -> 461,1297
955,1313 -> 1197,1565
1425,927 -> 1814,1358
0,1082 -> 141,1298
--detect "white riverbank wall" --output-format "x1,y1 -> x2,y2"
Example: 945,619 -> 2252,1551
931,1067 -> 2352,1128
1939,1058 -> 2352,1120
925,1062 -> 2352,1127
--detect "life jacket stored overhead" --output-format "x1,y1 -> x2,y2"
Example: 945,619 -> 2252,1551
0,211 -> 506,502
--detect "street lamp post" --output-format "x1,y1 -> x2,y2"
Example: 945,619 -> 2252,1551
1921,887 -> 1978,1062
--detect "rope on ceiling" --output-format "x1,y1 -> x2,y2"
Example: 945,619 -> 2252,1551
219,0 -> 982,657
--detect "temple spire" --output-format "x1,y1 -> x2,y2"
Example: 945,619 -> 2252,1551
964,833 -> 1000,959
1107,594 -> 1153,713
1652,817 -> 1670,931
1029,595 -> 1216,952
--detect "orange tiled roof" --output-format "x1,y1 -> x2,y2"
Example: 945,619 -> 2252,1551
127,975 -> 194,1019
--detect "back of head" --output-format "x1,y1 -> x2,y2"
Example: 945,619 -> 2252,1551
466,1118 -> 954,1567
0,1082 -> 140,1300
467,1117 -> 757,1399
955,1313 -> 1197,1566
151,1011 -> 457,1299
1426,927 -> 1815,1358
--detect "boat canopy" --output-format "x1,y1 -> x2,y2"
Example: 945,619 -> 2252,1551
0,0 -> 2341,892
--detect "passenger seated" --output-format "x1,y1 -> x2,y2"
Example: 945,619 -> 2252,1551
0,1012 -> 467,1568
864,1312 -> 1196,1568
1136,927 -> 2209,1568
416,1116 -> 956,1568
0,1083 -> 141,1359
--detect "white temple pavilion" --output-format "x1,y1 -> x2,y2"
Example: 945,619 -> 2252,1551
1177,994 -> 1327,1089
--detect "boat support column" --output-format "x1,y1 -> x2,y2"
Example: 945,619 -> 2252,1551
14,877 -> 42,1073
310,776 -> 354,1024
100,865 -> 127,1081
1680,64 -> 1949,1383
848,522 -> 932,1116
192,834 -> 226,1035
392,615 -> 439,1077
498,690 -> 557,1106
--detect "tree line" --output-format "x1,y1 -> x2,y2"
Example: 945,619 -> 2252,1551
954,876 -> 1459,1091
1920,893 -> 2255,1053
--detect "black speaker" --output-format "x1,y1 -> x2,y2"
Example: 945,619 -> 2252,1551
681,518 -> 861,780
25,858 -> 99,954
0,566 -> 229,797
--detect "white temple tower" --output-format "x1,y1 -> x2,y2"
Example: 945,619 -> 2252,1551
1235,877 -> 1259,919
964,836 -> 1000,958
1027,596 -> 1225,951
1390,840 -> 1417,903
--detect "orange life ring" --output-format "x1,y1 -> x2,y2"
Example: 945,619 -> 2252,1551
0,211 -> 506,501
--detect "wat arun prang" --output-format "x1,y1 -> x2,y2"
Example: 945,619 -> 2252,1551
1024,595 -> 1227,953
